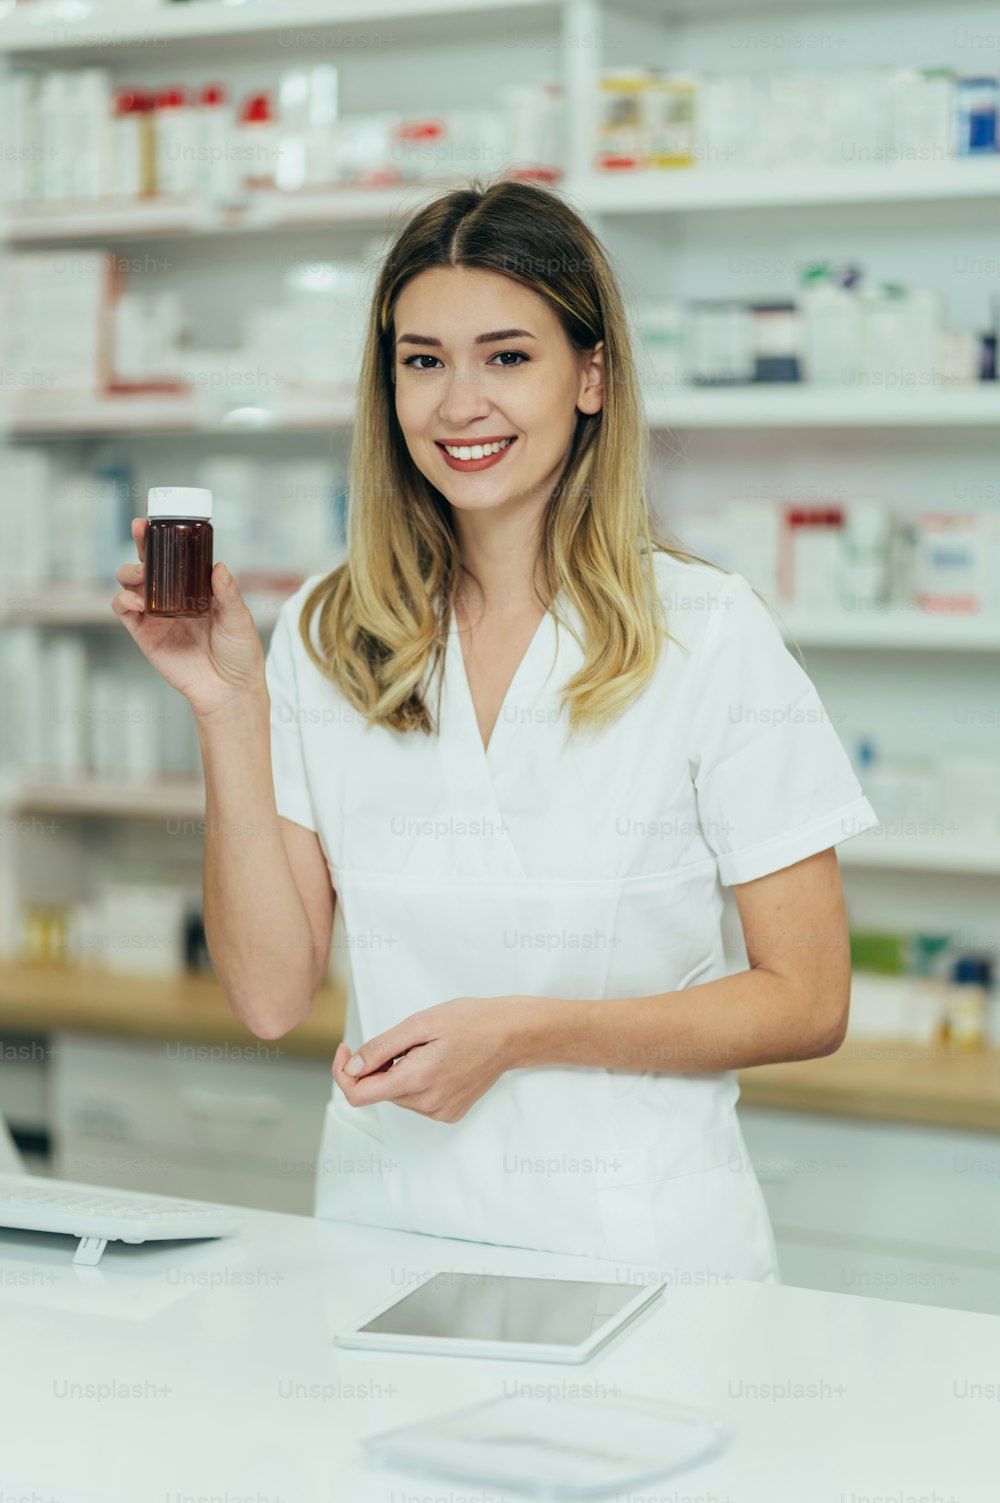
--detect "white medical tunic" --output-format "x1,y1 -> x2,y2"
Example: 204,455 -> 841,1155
265,552 -> 879,1281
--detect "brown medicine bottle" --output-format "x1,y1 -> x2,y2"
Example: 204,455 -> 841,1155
145,487 -> 214,617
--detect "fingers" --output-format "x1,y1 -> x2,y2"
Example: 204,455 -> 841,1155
335,1045 -> 431,1107
116,559 -> 144,590
342,1016 -> 431,1081
110,588 -> 145,631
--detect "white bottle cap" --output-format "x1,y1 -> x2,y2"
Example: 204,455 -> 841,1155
147,486 -> 213,520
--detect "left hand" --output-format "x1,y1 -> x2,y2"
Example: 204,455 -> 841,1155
331,996 -> 530,1123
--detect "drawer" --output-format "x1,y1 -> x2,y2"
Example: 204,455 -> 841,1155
738,1106 -> 1000,1258
0,1031 -> 50,1129
51,1031 -> 332,1171
58,1135 -> 316,1215
773,1232 -> 1000,1317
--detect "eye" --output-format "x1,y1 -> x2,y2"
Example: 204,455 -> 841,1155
400,354 -> 441,371
399,350 -> 530,371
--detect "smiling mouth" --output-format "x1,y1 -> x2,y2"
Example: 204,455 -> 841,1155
436,437 -> 517,460
435,436 -> 519,472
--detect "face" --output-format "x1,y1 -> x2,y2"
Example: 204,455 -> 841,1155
392,266 -> 604,521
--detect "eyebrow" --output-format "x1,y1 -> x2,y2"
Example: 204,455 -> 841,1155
396,328 -> 538,348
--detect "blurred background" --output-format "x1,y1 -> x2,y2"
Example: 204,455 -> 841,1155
0,0 -> 998,1313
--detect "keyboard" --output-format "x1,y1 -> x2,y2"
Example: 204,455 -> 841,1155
0,1172 -> 242,1265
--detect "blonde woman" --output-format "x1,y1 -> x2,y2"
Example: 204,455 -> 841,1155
114,178 -> 878,1281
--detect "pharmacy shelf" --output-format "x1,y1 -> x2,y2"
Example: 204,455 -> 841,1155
580,158 -> 1000,215
9,776 -> 206,821
0,0 -> 560,54
0,583 -> 293,629
778,611 -> 1000,652
839,832 -> 1000,877
4,181 -> 463,243
9,384 -> 1000,437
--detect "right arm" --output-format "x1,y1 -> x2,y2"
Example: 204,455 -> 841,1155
197,695 -> 334,1038
113,522 -> 335,1039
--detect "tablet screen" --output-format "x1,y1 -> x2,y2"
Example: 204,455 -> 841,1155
359,1273 -> 640,1347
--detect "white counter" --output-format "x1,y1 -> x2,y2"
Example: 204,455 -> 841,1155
1,1207 -> 997,1502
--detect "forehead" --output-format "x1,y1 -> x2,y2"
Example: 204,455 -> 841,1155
394,266 -> 557,342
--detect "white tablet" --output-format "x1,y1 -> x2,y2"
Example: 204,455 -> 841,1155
334,1271 -> 663,1364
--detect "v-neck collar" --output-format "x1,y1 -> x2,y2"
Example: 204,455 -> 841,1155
446,599 -> 560,765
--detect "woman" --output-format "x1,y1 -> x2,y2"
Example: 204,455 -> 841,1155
114,178 -> 878,1282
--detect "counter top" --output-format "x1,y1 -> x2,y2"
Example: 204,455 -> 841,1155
737,1034 -> 1000,1134
1,962 -> 998,1132
0,1205 -> 996,1502
0,960 -> 346,1057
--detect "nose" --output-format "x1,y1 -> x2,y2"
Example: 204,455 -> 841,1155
436,367 -> 492,429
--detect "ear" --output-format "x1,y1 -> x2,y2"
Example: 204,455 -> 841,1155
577,339 -> 605,416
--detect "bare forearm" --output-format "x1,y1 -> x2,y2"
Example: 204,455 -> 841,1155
512,966 -> 846,1075
197,692 -> 317,1035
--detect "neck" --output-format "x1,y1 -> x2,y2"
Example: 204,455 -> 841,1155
451,494 -> 549,617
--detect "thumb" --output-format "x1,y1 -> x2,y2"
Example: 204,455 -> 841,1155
344,1018 -> 426,1078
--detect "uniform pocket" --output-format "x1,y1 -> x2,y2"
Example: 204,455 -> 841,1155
314,1095 -> 398,1225
595,1118 -> 745,1266
596,1130 -> 780,1281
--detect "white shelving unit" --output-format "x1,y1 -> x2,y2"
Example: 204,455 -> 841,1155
1,0 -> 998,968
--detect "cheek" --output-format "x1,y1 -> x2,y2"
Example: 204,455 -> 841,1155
522,369 -> 578,421
394,378 -> 430,431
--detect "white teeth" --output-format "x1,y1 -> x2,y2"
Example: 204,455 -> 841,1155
442,437 -> 514,460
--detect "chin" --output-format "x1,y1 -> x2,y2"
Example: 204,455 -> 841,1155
445,490 -> 515,511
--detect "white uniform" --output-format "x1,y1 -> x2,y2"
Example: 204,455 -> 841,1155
265,552 -> 879,1281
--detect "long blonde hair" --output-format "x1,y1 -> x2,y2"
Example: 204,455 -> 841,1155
300,175 -> 713,734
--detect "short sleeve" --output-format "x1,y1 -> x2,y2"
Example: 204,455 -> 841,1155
264,594 -> 319,833
688,572 -> 879,886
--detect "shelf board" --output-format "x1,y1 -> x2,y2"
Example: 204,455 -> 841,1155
5,387 -> 356,435
581,158 -> 1000,214
0,582 -> 294,629
10,776 -> 206,821
0,960 -> 345,1056
9,160 -> 1000,245
839,831 -> 1000,877
648,385 -> 1000,430
778,610 -> 1000,652
738,1035 -> 1000,1135
5,181 -> 469,243
0,0 -> 556,54
7,777 -> 1000,877
6,585 -> 999,651
8,384 -> 1000,437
